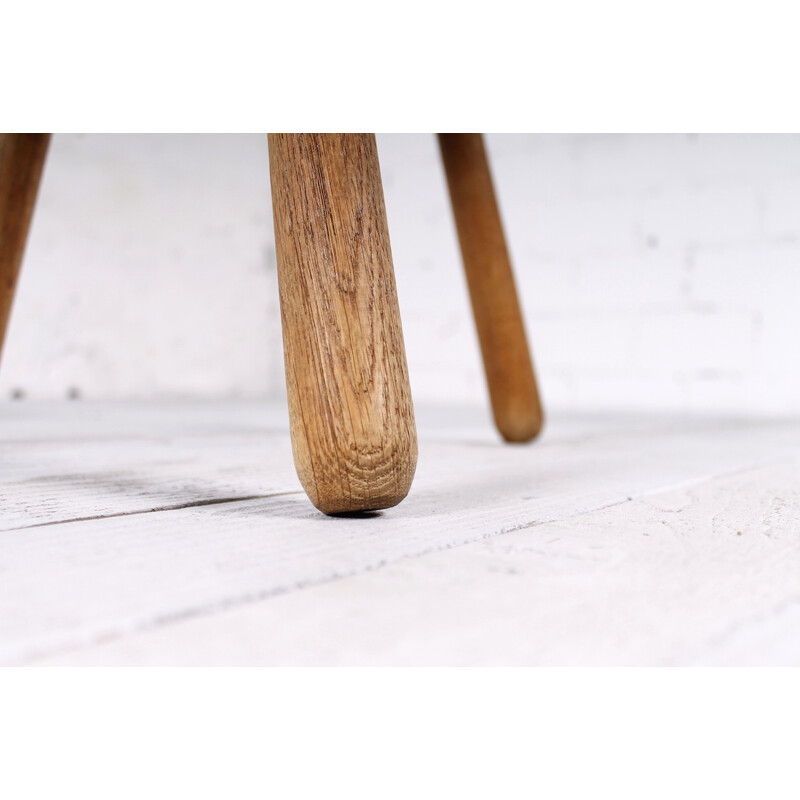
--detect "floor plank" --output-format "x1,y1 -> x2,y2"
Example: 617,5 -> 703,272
3,402 -> 799,665
29,461 -> 800,666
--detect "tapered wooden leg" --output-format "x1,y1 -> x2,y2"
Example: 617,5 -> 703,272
438,133 -> 543,443
269,133 -> 417,515
0,133 -> 50,365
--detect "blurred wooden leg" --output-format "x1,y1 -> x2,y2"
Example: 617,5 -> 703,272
438,132 -> 543,443
0,133 -> 50,366
269,133 -> 417,515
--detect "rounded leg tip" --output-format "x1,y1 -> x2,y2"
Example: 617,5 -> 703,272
308,483 -> 413,516
497,411 -> 545,444
297,440 -> 418,516
314,491 -> 410,516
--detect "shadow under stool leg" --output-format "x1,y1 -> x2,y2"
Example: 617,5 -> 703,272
0,133 -> 51,365
438,133 -> 543,443
268,133 -> 418,515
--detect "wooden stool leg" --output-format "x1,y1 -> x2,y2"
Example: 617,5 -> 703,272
438,133 -> 543,443
268,133 -> 417,515
0,133 -> 50,365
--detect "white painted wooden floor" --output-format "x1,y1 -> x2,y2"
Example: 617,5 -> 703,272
2,401 -> 799,666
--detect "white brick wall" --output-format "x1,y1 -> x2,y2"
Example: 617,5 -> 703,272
386,133 -> 800,416
2,133 -> 799,417
0,134 -> 281,402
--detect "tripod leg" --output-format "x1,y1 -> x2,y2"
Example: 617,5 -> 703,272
0,133 -> 51,366
269,133 -> 417,514
438,133 -> 543,443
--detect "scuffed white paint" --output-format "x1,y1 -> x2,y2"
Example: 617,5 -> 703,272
3,401 -> 799,666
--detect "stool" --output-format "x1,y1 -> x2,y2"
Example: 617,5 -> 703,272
0,133 -> 543,515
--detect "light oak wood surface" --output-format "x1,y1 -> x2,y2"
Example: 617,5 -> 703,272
0,133 -> 50,363
269,133 -> 417,514
438,133 -> 543,443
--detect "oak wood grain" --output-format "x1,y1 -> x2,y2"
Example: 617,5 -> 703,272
0,133 -> 50,364
438,133 -> 543,443
268,133 -> 417,514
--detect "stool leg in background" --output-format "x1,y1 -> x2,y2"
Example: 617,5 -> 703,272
438,133 -> 543,443
0,133 -> 50,366
268,133 -> 417,515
